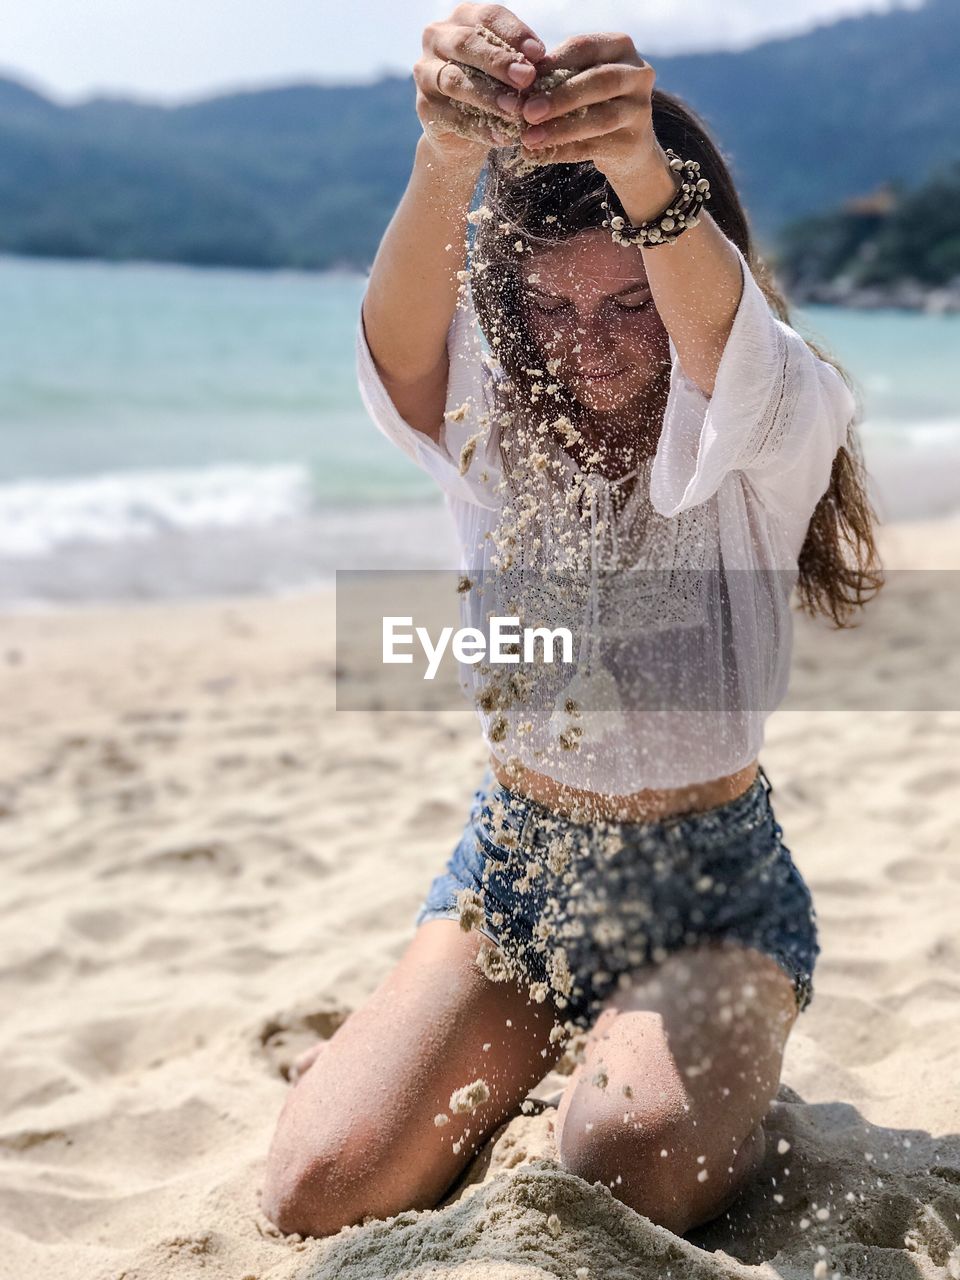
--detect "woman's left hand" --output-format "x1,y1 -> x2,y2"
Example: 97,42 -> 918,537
516,32 -> 664,182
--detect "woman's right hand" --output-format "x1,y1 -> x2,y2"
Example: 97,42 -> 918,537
415,4 -> 546,164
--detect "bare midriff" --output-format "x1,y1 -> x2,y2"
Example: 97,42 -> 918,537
490,754 -> 760,824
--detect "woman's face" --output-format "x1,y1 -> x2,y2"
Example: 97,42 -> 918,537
520,228 -> 671,417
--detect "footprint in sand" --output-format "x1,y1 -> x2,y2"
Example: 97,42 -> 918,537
136,841 -> 239,876
903,768 -> 960,797
812,878 -> 869,897
405,798 -> 459,829
65,907 -> 140,943
804,993 -> 912,1068
884,856 -> 941,884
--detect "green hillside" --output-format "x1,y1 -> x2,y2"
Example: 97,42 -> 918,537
774,157 -> 960,304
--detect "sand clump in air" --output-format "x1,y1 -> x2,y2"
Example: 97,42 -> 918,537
449,1078 -> 492,1115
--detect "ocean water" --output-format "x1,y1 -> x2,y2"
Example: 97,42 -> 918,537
1,254 -> 958,606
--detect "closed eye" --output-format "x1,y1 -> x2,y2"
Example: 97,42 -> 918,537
527,293 -> 651,314
530,299 -> 570,314
615,296 -> 652,311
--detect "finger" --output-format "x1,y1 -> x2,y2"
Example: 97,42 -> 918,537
430,19 -> 542,90
521,62 -> 653,125
422,94 -> 510,148
521,98 -> 629,151
451,3 -> 547,63
522,132 -> 631,168
421,55 -> 524,122
535,31 -> 640,76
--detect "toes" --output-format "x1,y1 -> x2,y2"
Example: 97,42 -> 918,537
290,1041 -> 326,1084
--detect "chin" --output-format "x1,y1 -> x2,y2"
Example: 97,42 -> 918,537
579,396 -> 626,416
576,383 -> 636,412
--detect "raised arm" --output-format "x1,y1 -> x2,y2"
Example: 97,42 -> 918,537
362,5 -> 547,442
505,31 -> 856,532
510,32 -> 744,398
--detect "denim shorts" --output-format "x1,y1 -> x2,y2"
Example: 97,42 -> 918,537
413,764 -> 820,1032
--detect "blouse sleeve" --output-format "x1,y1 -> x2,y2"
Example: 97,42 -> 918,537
649,237 -> 857,525
355,283 -> 503,510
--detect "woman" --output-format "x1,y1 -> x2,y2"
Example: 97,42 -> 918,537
263,5 -> 882,1240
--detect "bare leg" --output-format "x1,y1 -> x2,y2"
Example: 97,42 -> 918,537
554,939 -> 798,1235
262,919 -> 567,1236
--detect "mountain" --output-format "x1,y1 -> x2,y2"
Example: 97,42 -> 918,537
0,0 -> 956,271
774,156 -> 960,307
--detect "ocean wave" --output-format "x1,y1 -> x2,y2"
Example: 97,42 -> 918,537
860,417 -> 960,448
0,464 -> 314,557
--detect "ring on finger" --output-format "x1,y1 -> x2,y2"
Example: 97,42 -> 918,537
434,58 -> 454,95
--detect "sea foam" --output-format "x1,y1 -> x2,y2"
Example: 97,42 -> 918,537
0,463 -> 312,557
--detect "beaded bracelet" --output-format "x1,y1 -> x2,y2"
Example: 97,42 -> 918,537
600,149 -> 711,247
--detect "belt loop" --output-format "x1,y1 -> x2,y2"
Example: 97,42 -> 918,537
757,763 -> 773,796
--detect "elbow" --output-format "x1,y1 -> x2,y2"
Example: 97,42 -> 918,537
809,354 -> 857,454
360,297 -> 451,389
697,314 -> 740,400
831,371 -> 858,448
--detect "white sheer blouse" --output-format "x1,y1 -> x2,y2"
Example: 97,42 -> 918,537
355,237 -> 856,791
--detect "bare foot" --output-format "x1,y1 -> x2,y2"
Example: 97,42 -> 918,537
290,1041 -> 327,1084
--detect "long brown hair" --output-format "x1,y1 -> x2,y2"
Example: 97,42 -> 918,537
468,87 -> 883,627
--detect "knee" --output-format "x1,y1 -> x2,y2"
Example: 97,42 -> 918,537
556,1107 -> 765,1237
557,1111 -> 692,1232
262,1145 -> 350,1239
262,1099 -> 440,1239
262,1096 -> 371,1239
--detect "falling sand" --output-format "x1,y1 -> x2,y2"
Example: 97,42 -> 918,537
4,22 -> 956,1278
310,61 -> 960,1279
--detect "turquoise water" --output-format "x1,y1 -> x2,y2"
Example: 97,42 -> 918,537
0,253 -> 957,600
791,307 -> 960,439
0,254 -> 436,504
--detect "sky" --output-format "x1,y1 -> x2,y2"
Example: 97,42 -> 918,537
1,0 -> 921,105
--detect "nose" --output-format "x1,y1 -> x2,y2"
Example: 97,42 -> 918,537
573,313 -> 619,371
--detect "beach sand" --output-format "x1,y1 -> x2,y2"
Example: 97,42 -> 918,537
0,519 -> 958,1280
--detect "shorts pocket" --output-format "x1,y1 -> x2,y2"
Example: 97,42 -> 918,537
474,824 -> 520,865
